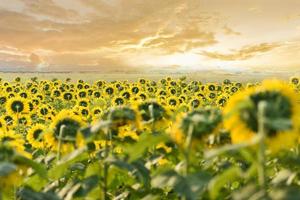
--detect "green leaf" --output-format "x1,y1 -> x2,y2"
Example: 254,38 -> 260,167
151,170 -> 196,200
106,157 -> 150,187
187,172 -> 211,195
125,133 -> 170,162
24,174 -> 48,191
73,175 -> 99,197
232,184 -> 259,200
208,166 -> 242,200
270,186 -> 300,200
17,187 -> 61,200
14,155 -> 47,179
0,162 -> 17,176
48,151 -> 88,180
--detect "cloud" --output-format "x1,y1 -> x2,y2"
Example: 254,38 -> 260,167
29,53 -> 41,65
0,0 -> 298,72
223,25 -> 241,36
201,43 -> 281,61
23,0 -> 80,21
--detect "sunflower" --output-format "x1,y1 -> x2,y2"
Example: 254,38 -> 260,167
102,106 -> 140,129
0,130 -> 25,152
93,91 -> 102,98
26,124 -> 47,149
104,86 -> 114,96
6,97 -> 29,115
38,105 -> 52,118
92,107 -> 103,117
45,110 -> 85,153
223,80 -> 300,152
189,99 -> 201,110
2,115 -> 16,128
77,98 -> 90,107
78,89 -> 88,98
17,115 -> 32,126
167,96 -> 179,108
117,125 -> 139,142
51,89 -> 61,97
0,96 -> 7,106
62,91 -> 74,101
113,96 -> 125,106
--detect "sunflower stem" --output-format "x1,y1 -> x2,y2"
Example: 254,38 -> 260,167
57,125 -> 66,161
149,104 -> 155,132
180,124 -> 194,200
184,124 -> 194,176
102,118 -> 113,200
257,101 -> 267,195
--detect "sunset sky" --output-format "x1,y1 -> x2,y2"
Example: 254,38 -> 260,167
1,0 -> 300,72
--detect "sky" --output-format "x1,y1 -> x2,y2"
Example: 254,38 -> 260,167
0,0 -> 300,73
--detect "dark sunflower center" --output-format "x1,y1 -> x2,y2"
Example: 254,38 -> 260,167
11,100 -> 24,112
54,118 -> 81,142
180,108 -> 222,138
19,117 -> 27,124
41,108 -> 48,115
79,101 -> 88,107
0,97 -> 7,105
115,98 -> 124,105
240,91 -> 292,136
63,93 -> 73,100
169,99 -> 177,106
33,129 -> 43,141
139,102 -> 165,121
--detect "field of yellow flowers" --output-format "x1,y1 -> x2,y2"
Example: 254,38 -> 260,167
1,76 -> 300,200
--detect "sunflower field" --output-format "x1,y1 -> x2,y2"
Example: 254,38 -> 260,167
1,76 -> 300,200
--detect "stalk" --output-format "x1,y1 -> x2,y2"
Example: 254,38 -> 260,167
57,125 -> 66,161
103,128 -> 112,200
184,124 -> 194,176
257,101 -> 267,194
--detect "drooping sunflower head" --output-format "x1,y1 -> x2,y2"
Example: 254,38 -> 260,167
0,130 -> 25,153
46,110 -> 85,152
102,106 -> 139,129
170,107 -> 222,146
137,100 -> 167,123
224,80 -> 300,152
6,97 -> 29,115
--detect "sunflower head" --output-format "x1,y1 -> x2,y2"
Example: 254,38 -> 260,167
102,106 -> 139,129
62,92 -> 73,101
290,76 -> 299,86
26,124 -> 47,149
113,96 -> 125,106
6,97 -> 29,115
137,101 -> 167,123
224,80 -> 300,152
47,110 -> 85,152
179,107 -> 222,139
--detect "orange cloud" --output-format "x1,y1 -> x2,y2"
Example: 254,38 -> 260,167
0,0 -> 299,72
201,43 -> 281,61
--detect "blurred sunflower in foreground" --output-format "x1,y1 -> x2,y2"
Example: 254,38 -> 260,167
224,80 -> 300,152
45,110 -> 86,154
170,107 -> 222,148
